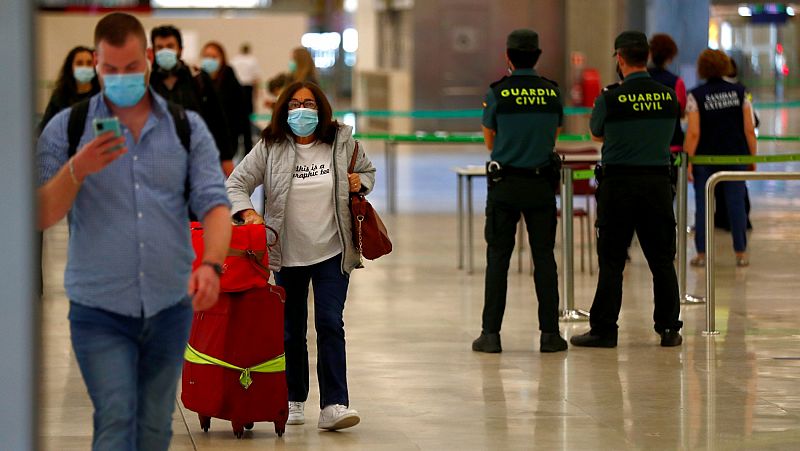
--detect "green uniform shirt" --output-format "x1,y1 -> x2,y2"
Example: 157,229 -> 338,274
482,68 -> 563,168
590,71 -> 680,166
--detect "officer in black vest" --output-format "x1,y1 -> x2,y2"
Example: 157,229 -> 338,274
471,29 -> 567,354
571,31 -> 683,348
685,49 -> 757,268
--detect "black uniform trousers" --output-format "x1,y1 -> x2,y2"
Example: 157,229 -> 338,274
590,173 -> 682,335
483,174 -> 559,334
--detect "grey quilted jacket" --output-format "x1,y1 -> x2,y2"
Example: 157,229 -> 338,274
225,124 -> 376,274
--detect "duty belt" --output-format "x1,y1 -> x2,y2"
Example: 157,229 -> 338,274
596,165 -> 671,177
503,165 -> 550,177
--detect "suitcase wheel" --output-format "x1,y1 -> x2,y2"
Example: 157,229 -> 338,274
275,423 -> 285,437
232,422 -> 245,439
244,422 -> 254,430
198,414 -> 211,433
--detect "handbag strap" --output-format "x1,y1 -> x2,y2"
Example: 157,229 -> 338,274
226,248 -> 270,279
348,141 -> 359,174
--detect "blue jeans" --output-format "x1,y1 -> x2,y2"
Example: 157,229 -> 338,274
69,299 -> 193,451
693,164 -> 748,253
275,254 -> 350,409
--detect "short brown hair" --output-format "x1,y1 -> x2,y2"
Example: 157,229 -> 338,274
650,34 -> 678,68
94,12 -> 147,50
262,81 -> 338,145
697,49 -> 732,80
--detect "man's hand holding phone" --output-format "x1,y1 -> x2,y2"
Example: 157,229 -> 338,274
70,127 -> 127,183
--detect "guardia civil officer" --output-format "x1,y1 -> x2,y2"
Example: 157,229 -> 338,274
570,31 -> 683,348
471,29 -> 567,354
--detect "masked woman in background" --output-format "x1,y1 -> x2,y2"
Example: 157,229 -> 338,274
39,46 -> 100,133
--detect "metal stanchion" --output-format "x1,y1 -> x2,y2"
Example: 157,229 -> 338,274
703,172 -> 722,336
457,173 -> 464,269
467,174 -> 474,274
560,166 -> 589,321
384,140 -> 397,214
703,171 -> 800,335
517,220 -> 524,273
677,153 -> 706,305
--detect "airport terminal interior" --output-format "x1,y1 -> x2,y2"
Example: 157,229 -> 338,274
2,0 -> 800,449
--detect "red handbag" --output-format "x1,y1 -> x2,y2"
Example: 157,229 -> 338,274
348,142 -> 392,260
191,222 -> 277,292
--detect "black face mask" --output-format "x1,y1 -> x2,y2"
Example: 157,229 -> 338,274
616,62 -> 624,81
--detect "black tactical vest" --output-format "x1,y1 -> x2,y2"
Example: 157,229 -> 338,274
690,79 -> 749,156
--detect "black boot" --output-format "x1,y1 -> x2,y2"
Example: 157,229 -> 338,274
569,330 -> 617,348
540,332 -> 568,352
472,332 -> 502,353
659,329 -> 682,347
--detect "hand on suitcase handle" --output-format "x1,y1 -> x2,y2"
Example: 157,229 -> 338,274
240,209 -> 264,225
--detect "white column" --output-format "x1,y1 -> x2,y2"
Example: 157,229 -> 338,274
646,0 -> 711,89
0,1 -> 37,450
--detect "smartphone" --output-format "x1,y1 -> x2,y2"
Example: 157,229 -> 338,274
92,116 -> 123,153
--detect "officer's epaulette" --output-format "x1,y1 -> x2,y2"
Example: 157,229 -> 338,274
602,82 -> 622,93
489,76 -> 509,88
539,76 -> 559,87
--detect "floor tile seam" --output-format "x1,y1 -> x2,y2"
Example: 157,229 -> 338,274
174,395 -> 198,451
754,394 -> 800,418
566,399 -> 640,449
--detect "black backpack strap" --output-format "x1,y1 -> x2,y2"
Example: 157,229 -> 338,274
67,99 -> 91,158
165,101 -> 191,153
164,101 -> 195,217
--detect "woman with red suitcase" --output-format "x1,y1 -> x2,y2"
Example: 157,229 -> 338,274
226,81 -> 375,431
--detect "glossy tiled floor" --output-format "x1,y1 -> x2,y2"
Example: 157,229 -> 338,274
41,132 -> 800,450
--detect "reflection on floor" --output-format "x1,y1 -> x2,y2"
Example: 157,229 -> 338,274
41,139 -> 800,450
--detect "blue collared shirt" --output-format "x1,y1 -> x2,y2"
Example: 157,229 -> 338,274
37,91 -> 231,317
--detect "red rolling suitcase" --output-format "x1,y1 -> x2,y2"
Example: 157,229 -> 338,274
181,223 -> 288,438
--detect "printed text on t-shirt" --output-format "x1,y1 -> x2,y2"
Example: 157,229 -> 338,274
294,163 -> 331,180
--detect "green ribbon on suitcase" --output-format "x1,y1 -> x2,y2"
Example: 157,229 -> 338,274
184,344 -> 286,390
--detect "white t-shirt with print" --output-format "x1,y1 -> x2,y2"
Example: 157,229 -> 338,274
281,141 -> 342,267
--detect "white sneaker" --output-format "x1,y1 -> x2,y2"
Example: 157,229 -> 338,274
318,404 -> 360,430
287,401 -> 305,425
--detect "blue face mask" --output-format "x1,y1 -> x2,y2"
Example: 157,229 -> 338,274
73,67 -> 95,84
102,72 -> 147,108
288,60 -> 297,73
200,58 -> 220,75
287,108 -> 318,137
155,49 -> 178,71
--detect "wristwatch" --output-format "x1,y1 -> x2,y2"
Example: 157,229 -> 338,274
201,261 -> 224,276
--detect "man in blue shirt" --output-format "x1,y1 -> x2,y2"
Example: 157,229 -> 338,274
471,29 -> 567,354
37,13 -> 232,450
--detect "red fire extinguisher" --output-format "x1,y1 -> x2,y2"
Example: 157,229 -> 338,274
580,68 -> 601,107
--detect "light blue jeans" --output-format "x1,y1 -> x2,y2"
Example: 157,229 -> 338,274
69,299 -> 192,451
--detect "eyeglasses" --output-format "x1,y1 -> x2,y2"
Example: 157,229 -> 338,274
288,99 -> 318,110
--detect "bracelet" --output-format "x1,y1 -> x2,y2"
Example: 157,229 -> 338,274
201,261 -> 224,276
68,158 -> 81,186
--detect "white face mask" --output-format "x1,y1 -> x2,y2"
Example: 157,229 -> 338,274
74,67 -> 96,84
155,48 -> 178,70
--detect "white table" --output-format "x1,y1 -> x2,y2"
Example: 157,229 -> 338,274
453,165 -> 488,274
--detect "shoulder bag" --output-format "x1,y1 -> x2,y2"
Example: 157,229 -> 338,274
348,141 -> 392,261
